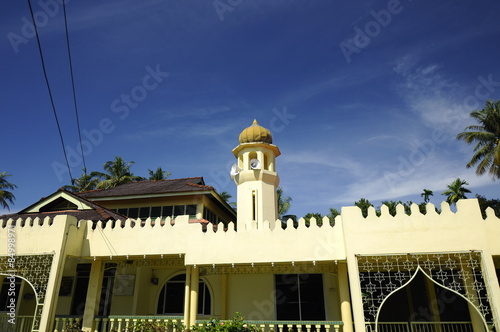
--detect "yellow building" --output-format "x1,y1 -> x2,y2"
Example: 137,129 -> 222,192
1,120 -> 499,332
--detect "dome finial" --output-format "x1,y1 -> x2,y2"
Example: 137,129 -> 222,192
238,119 -> 273,144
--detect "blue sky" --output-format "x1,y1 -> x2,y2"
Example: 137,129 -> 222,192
1,0 -> 499,219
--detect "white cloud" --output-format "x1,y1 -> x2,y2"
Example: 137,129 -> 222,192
280,150 -> 365,178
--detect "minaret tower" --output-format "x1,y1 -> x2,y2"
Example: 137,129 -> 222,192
232,120 -> 281,229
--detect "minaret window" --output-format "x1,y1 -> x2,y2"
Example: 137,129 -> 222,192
252,190 -> 257,222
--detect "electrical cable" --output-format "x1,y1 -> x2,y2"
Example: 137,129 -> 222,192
62,0 -> 87,173
27,0 -> 73,181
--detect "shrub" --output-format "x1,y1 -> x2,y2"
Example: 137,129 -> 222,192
110,319 -> 184,332
192,313 -> 258,332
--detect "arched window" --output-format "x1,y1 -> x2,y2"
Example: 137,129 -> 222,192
157,274 -> 211,315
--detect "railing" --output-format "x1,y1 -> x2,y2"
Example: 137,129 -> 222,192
366,322 -> 474,332
107,316 -> 184,332
197,320 -> 343,332
81,316 -> 342,332
53,316 -> 82,332
0,314 -> 34,332
72,316 -> 185,332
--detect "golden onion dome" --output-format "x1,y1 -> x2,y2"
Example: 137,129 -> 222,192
238,119 -> 273,144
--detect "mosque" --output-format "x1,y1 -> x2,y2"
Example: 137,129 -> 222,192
1,120 -> 499,332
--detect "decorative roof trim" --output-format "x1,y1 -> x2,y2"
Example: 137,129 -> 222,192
86,190 -> 213,202
21,191 -> 94,213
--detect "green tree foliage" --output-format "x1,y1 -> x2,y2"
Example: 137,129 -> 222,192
380,200 -> 401,216
441,178 -> 472,205
328,208 -> 340,225
0,172 -> 16,210
354,198 -> 373,218
96,156 -> 144,189
219,191 -> 232,202
475,194 -> 500,218
64,167 -> 101,192
277,187 -> 292,219
456,99 -> 500,179
148,167 -> 171,180
219,191 -> 237,209
304,212 -> 323,227
420,189 -> 433,203
380,200 -> 421,216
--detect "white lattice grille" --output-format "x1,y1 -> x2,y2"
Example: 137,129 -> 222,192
0,254 -> 54,331
357,252 -> 495,330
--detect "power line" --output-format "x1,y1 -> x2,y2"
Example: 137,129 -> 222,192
62,0 -> 87,173
27,0 -> 73,181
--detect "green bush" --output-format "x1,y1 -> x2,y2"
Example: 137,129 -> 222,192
110,319 -> 184,332
192,313 -> 258,332
63,321 -> 83,332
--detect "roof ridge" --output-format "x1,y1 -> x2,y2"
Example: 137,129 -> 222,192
78,177 -> 205,194
186,182 -> 213,189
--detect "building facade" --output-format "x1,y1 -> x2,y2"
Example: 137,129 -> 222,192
1,120 -> 499,332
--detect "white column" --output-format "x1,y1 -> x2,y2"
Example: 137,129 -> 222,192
184,266 -> 192,327
81,260 -> 104,332
338,263 -> 354,332
346,255 -> 366,332
189,267 -> 199,328
221,274 -> 228,320
424,278 -> 441,322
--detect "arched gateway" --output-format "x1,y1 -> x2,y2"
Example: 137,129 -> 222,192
0,253 -> 54,331
357,252 -> 495,332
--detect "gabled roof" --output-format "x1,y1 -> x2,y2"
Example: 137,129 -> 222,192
0,189 -> 127,222
78,177 -> 213,199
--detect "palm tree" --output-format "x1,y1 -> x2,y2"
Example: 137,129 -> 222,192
148,167 -> 171,181
64,168 -> 101,192
328,208 -> 340,221
218,191 -> 237,209
304,212 -> 322,227
456,100 -> 500,179
96,156 -> 144,189
420,189 -> 434,203
219,191 -> 232,202
441,178 -> 472,205
381,200 -> 403,216
0,172 -> 16,210
277,187 -> 292,219
354,198 -> 373,218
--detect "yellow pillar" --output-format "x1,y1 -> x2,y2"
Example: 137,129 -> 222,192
221,274 -> 228,320
81,260 -> 104,332
338,263 -> 354,332
424,278 -> 441,323
346,256 -> 366,332
184,266 -> 192,327
461,267 -> 486,332
189,266 -> 200,328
